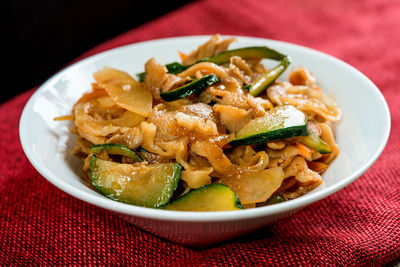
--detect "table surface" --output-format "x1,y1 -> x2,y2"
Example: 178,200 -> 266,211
1,0 -> 400,265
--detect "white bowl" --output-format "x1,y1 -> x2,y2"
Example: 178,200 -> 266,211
19,36 -> 390,246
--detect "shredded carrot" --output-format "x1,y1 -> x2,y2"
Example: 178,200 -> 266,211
307,161 -> 329,174
178,51 -> 188,62
53,115 -> 75,121
296,143 -> 312,159
75,89 -> 109,105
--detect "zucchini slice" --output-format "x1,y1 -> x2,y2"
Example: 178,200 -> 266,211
248,56 -> 291,96
137,46 -> 290,84
90,156 -> 181,208
90,143 -> 142,162
199,46 -> 287,64
165,62 -> 189,74
231,105 -> 309,146
265,194 -> 285,205
137,62 -> 188,82
162,184 -> 242,211
204,46 -> 291,96
160,74 -> 220,102
300,131 -> 332,154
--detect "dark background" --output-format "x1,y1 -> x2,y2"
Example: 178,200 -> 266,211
2,0 -> 194,104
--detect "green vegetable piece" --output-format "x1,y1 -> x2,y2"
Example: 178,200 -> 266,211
231,105 -> 309,146
266,194 -> 285,205
165,62 -> 189,74
300,131 -> 332,154
136,146 -> 148,153
90,143 -> 142,162
160,74 -> 220,102
137,46 -> 290,83
199,46 -> 286,64
137,62 -> 188,82
90,157 -> 181,208
249,57 -> 291,96
162,184 -> 242,211
136,72 -> 146,82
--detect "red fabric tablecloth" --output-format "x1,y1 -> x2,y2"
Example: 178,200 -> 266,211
2,0 -> 399,265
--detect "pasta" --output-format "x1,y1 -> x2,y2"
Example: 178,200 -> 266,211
66,34 -> 340,210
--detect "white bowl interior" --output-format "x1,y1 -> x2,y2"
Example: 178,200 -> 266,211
20,36 -> 390,222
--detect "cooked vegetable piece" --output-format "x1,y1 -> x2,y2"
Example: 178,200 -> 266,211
231,105 -> 309,146
137,46 -> 289,82
74,89 -> 109,105
199,46 -> 286,63
307,161 -> 329,174
107,111 -> 146,128
204,46 -> 291,96
90,157 -> 181,208
296,143 -> 312,159
136,72 -> 147,83
160,74 -> 220,101
94,67 -> 152,117
265,194 -> 285,205
137,62 -> 189,82
219,167 -> 284,204
165,62 -> 189,74
300,131 -> 332,154
162,184 -> 242,211
90,143 -> 142,162
248,57 -> 291,96
136,146 -> 148,153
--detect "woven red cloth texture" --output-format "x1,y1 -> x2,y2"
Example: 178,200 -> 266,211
2,0 -> 399,265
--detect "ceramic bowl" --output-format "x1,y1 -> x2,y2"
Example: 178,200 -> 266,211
19,36 -> 390,246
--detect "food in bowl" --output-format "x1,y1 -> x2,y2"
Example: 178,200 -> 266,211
57,34 -> 341,211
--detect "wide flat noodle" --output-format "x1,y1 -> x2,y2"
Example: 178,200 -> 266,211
319,123 -> 340,164
181,167 -> 213,189
182,34 -> 236,65
212,104 -> 251,133
178,62 -> 240,91
144,58 -> 189,98
74,98 -> 145,146
268,81 -> 341,121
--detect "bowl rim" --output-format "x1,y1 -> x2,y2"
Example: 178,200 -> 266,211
19,35 -> 391,222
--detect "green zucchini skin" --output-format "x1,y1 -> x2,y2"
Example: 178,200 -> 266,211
137,62 -> 189,82
137,46 -> 290,82
165,62 -> 189,74
202,46 -> 291,96
200,46 -> 287,64
265,194 -> 285,205
136,72 -> 146,82
90,156 -> 181,208
231,105 -> 309,146
300,131 -> 332,154
248,56 -> 291,96
136,146 -> 148,153
160,74 -> 220,102
231,125 -> 308,146
162,184 -> 242,211
90,143 -> 142,162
